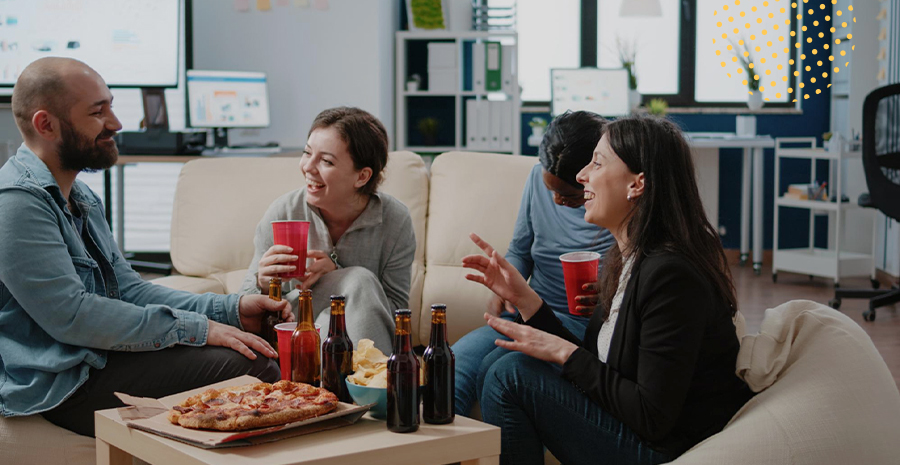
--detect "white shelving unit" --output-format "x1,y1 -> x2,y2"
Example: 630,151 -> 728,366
772,138 -> 874,286
395,30 -> 520,154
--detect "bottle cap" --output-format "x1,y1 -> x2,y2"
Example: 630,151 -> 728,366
394,309 -> 412,316
330,295 -> 346,301
430,304 -> 447,312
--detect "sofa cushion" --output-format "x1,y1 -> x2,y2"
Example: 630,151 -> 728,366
423,152 -> 539,343
672,300 -> 900,464
0,414 -> 94,465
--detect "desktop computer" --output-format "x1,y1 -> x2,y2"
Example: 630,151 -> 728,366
186,69 -> 277,153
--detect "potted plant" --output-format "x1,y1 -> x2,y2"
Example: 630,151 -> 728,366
528,116 -> 548,138
417,117 -> 440,145
616,36 -> 641,112
730,38 -> 762,111
646,98 -> 668,117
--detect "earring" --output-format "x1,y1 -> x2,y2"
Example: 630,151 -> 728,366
627,194 -> 632,202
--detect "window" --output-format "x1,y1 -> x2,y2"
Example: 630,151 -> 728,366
514,0 -> 798,106
516,0 -> 582,102
597,0 -> 681,95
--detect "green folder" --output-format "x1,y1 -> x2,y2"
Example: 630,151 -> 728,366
485,42 -> 502,91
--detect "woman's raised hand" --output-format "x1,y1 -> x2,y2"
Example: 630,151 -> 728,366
295,249 -> 337,291
462,233 -> 543,320
257,245 -> 298,290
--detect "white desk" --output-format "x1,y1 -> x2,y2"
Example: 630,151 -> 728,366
688,133 -> 776,274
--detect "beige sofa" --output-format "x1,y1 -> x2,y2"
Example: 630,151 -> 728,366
3,151 -> 898,464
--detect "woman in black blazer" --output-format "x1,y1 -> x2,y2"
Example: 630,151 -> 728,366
463,116 -> 754,464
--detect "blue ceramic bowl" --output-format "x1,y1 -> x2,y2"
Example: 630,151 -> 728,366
346,379 -> 388,419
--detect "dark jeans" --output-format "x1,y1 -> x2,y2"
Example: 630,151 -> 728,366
41,345 -> 279,437
481,352 -> 674,465
452,311 -> 589,416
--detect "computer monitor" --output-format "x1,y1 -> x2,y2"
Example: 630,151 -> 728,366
186,70 -> 271,148
0,0 -> 180,94
550,68 -> 630,117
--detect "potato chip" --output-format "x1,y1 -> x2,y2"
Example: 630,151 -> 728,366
348,339 -> 388,387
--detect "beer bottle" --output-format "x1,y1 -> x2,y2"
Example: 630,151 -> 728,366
322,295 -> 353,403
423,304 -> 455,424
291,289 -> 321,386
261,277 -> 283,350
387,309 -> 419,433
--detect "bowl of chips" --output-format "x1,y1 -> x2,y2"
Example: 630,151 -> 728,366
346,339 -> 389,418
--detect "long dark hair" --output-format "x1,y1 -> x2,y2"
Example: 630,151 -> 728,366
538,111 -> 607,187
597,116 -> 737,318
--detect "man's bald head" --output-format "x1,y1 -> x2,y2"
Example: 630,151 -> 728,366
11,57 -> 100,140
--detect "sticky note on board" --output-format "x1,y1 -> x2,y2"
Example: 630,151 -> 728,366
257,0 -> 272,11
314,0 -> 329,10
234,0 -> 250,11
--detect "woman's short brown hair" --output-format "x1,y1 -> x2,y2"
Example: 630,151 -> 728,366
308,107 -> 389,196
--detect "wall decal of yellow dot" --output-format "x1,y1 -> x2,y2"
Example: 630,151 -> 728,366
711,0 -> 855,103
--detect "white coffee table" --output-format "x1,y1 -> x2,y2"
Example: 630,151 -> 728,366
95,408 -> 500,465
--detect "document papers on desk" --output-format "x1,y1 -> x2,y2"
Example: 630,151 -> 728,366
466,100 -> 513,152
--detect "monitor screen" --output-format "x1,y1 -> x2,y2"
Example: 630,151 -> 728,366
186,70 -> 271,129
551,68 -> 630,117
0,0 -> 180,90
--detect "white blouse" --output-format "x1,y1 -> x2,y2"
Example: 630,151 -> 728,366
596,256 -> 635,363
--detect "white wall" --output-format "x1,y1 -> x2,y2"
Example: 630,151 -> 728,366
191,0 -> 399,148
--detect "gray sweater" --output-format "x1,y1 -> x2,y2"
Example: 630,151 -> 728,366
239,189 -> 416,311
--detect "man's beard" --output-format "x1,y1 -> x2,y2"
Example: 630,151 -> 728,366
57,118 -> 118,173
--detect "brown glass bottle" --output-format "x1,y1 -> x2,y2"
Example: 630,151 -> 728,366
387,309 -> 419,433
322,295 -> 353,403
261,277 -> 283,351
423,304 -> 455,424
291,289 -> 321,386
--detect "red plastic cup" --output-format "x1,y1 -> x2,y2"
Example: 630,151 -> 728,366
271,220 -> 310,278
560,251 -> 601,316
275,322 -> 298,380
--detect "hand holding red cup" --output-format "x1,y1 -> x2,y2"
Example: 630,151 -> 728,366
560,251 -> 601,316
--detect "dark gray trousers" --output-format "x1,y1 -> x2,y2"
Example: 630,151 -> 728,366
41,345 -> 280,437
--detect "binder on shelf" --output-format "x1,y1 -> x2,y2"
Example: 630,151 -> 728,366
500,100 -> 513,152
501,45 -> 514,95
485,42 -> 502,91
472,42 -> 485,93
466,99 -> 479,149
489,101 -> 502,150
477,99 -> 490,149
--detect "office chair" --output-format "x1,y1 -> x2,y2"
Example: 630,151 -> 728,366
830,84 -> 900,321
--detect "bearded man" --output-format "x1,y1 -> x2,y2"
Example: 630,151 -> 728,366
0,57 -> 293,437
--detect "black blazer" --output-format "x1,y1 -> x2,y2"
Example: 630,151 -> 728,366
523,252 -> 754,456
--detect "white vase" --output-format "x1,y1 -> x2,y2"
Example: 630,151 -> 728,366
747,91 -> 763,111
629,89 -> 642,112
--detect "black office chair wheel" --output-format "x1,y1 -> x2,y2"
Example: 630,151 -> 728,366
772,273 -> 778,283
863,309 -> 877,322
828,298 -> 842,310
871,278 -> 881,289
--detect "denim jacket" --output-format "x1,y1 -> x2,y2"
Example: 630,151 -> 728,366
0,145 -> 241,417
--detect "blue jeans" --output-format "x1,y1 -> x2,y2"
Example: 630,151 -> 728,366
481,352 -> 674,465
452,310 -> 589,417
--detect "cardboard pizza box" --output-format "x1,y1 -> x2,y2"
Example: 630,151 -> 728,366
113,375 -> 371,449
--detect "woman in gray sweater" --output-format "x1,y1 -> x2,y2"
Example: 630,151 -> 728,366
239,107 -> 416,352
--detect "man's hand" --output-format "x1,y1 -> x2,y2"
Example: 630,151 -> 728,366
207,320 -> 277,360
238,294 -> 293,335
